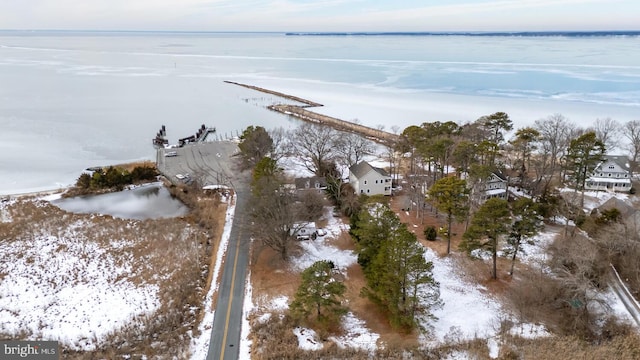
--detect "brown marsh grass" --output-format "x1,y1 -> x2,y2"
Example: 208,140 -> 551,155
0,185 -> 227,359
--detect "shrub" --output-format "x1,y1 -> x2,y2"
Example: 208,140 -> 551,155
424,226 -> 437,241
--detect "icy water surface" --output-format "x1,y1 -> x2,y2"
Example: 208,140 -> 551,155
53,183 -> 188,220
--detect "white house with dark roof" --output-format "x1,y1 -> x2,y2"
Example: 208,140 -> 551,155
348,161 -> 392,196
585,155 -> 632,193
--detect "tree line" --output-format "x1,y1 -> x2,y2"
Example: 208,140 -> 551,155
74,165 -> 159,192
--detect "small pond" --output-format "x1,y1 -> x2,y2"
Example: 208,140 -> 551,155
53,183 -> 189,220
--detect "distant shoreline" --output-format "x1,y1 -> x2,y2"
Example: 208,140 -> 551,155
2,30 -> 639,38
284,31 -> 640,37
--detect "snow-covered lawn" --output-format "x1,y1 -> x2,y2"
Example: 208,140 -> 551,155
0,221 -> 159,351
422,250 -> 504,344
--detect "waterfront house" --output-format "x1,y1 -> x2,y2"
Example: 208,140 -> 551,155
349,161 -> 392,196
585,155 -> 632,193
483,171 -> 508,200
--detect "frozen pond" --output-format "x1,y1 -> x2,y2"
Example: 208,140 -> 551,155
53,183 -> 188,220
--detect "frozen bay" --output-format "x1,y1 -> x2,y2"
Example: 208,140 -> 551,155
1,31 -> 638,194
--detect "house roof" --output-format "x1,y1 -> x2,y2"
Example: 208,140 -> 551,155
598,197 -> 636,219
349,161 -> 389,179
491,171 -> 508,181
596,155 -> 631,172
294,176 -> 327,189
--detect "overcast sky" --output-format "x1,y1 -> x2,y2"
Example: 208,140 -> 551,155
1,0 -> 638,32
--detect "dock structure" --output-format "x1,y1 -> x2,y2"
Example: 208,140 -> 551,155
225,81 -> 401,146
179,124 -> 217,147
153,124 -> 217,148
152,125 -> 168,147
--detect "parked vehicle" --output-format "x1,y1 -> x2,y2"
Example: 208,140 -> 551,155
292,222 -> 316,241
312,228 -> 327,240
164,151 -> 178,157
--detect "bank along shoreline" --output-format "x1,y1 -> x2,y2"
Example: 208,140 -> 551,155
1,160 -> 159,200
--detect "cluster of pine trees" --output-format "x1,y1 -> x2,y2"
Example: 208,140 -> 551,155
350,201 -> 441,332
75,165 -> 158,191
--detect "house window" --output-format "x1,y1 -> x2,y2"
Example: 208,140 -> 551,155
617,174 -> 620,178
608,173 -> 612,177
375,180 -> 378,184
625,174 -> 628,178
367,189 -> 370,193
609,165 -> 615,169
364,180 -> 367,185
599,173 -> 603,176
360,190 -> 364,194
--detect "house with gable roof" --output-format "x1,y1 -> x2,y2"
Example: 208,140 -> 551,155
294,176 -> 327,196
483,171 -> 508,200
585,155 -> 633,193
348,161 -> 392,196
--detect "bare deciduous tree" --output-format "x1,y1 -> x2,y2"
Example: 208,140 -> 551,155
621,120 -> 640,167
288,123 -> 338,176
590,117 -> 620,153
268,127 -> 288,163
334,131 -> 375,169
533,114 -> 578,195
250,161 -> 322,260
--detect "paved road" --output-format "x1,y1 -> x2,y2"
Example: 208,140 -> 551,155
157,142 -> 241,188
157,142 -> 251,360
609,264 -> 640,327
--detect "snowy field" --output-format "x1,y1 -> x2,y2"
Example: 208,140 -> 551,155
0,200 -> 159,351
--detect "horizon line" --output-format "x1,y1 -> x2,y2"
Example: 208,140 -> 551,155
1,29 -> 640,35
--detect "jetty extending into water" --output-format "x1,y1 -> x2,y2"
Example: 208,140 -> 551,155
225,81 -> 400,146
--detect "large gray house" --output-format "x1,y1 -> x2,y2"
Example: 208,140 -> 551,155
348,161 -> 392,196
585,155 -> 633,193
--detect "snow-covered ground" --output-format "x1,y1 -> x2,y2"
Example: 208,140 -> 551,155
239,206 -> 379,355
236,184 -> 640,357
422,250 -> 506,344
239,203 -> 552,357
0,211 -> 159,351
559,187 -> 631,211
5,174 -> 634,356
